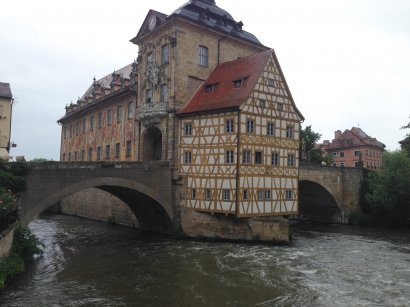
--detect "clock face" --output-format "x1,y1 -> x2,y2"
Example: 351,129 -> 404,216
148,16 -> 157,31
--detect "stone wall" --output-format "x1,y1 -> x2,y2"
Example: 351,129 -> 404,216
54,188 -> 139,228
0,223 -> 16,259
180,208 -> 289,244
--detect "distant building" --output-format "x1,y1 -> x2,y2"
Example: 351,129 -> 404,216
58,0 -> 304,218
399,137 -> 410,155
0,82 -> 13,160
322,127 -> 385,169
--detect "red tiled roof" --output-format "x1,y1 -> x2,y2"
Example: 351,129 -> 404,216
177,49 -> 273,116
323,127 -> 385,150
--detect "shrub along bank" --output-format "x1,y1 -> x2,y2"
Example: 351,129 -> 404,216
0,161 -> 42,289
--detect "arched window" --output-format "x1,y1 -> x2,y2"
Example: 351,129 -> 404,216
198,45 -> 208,67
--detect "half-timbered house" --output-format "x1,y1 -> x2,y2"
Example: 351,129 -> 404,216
177,49 -> 304,217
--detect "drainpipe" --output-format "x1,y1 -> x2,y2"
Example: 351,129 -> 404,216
217,35 -> 229,65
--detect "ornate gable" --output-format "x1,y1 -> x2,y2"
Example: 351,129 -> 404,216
130,10 -> 168,45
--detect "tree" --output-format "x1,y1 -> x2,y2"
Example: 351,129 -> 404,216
364,151 -> 410,226
300,125 -> 332,164
400,116 -> 410,156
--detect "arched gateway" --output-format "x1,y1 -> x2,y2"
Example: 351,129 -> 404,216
18,162 -> 174,234
143,127 -> 162,161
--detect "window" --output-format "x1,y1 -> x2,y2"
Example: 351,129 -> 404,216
234,79 -> 242,88
81,150 -> 85,161
69,125 -> 72,138
223,190 -> 230,201
90,115 -> 94,130
191,189 -> 196,200
98,113 -> 103,128
271,152 -> 279,166
115,143 -> 120,159
82,118 -> 86,133
198,45 -> 208,67
257,190 -> 264,200
88,148 -> 93,161
74,151 -> 78,161
117,105 -> 123,122
255,151 -> 262,164
107,109 -> 112,125
64,126 -> 67,139
267,122 -> 275,136
205,189 -> 211,201
205,84 -> 214,92
76,122 -> 79,136
126,141 -> 132,157
105,145 -> 110,160
278,103 -> 283,111
355,161 -> 360,167
68,152 -> 71,161
243,190 -> 248,200
128,102 -> 133,119
146,89 -> 152,104
97,147 -> 101,161
265,190 -> 271,200
332,152 -> 337,157
184,123 -> 192,136
285,190 -> 293,200
340,152 -> 345,158
287,154 -> 295,167
259,99 -> 266,108
226,119 -> 234,133
354,150 -> 360,157
161,44 -> 169,65
246,120 -> 254,133
286,125 -> 293,138
243,150 -> 251,164
268,78 -> 275,87
340,162 -> 345,167
62,153 -> 65,161
365,150 -> 369,156
225,150 -> 234,164
184,151 -> 192,164
159,84 -> 168,103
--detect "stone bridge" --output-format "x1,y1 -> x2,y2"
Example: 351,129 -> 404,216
18,161 -> 176,234
17,162 -> 363,234
299,163 -> 364,223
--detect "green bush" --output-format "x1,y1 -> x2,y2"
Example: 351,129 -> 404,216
0,252 -> 25,289
363,151 -> 410,226
12,226 -> 42,262
0,189 -> 18,231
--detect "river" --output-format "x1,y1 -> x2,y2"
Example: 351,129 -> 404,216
1,214 -> 409,306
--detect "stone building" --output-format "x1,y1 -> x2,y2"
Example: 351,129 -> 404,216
322,127 -> 385,169
0,82 -> 13,160
57,0 -> 304,239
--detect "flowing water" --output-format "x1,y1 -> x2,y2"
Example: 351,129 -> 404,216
1,214 -> 409,306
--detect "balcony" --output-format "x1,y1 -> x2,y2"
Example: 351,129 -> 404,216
136,102 -> 169,125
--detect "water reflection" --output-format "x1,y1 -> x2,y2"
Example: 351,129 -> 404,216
0,215 -> 409,306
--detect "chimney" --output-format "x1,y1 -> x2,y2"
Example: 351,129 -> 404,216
334,130 -> 342,139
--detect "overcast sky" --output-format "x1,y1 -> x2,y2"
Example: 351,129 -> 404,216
1,0 -> 409,160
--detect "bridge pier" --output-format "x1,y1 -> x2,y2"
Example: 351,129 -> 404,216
180,209 -> 290,243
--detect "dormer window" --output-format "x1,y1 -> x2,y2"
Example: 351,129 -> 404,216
234,79 -> 242,88
205,84 -> 215,92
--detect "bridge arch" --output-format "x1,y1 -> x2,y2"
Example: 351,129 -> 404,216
20,177 -> 174,234
298,180 -> 342,223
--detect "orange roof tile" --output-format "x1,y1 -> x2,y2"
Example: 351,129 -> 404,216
177,49 -> 272,116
